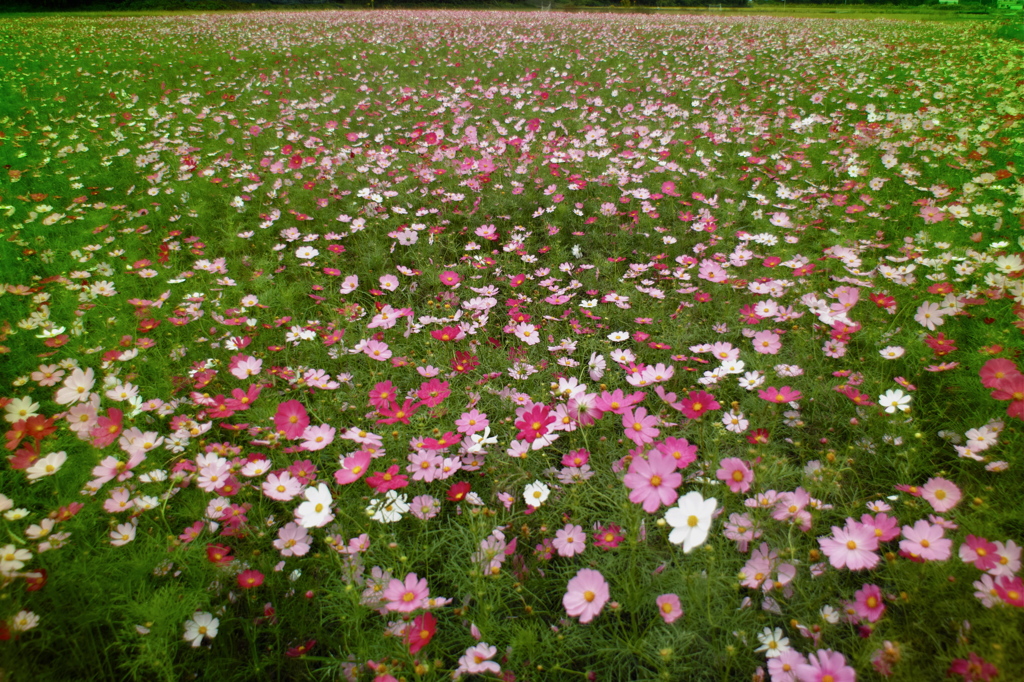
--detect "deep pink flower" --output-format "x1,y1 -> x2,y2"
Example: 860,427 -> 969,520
959,535 -> 999,572
948,652 -> 1000,682
994,575 -> 1024,607
623,451 -> 682,513
655,437 -> 698,469
365,465 -> 409,494
416,378 -> 451,407
758,386 -> 803,404
979,358 -> 1021,388
334,451 -> 371,485
563,568 -> 609,623
515,404 -> 555,443
852,584 -> 885,622
274,400 -> 309,440
439,270 -> 461,286
679,390 -> 720,419
368,380 -> 397,410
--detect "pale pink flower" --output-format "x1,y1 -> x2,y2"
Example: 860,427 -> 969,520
383,572 -> 429,612
553,523 -> 587,558
54,367 -> 96,405
899,520 -> 952,561
623,451 -> 681,513
818,523 -> 880,571
563,568 -> 609,624
920,477 -> 961,513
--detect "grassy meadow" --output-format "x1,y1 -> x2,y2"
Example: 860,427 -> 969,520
1,9 -> 1023,682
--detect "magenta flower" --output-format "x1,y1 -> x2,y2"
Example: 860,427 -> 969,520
899,520 -> 952,562
852,584 -> 886,622
759,386 -> 803,404
655,594 -> 683,624
274,400 -> 309,440
439,270 -> 461,286
552,523 -> 587,558
383,572 -> 429,612
994,575 -> 1024,607
948,652 -> 1000,682
563,568 -> 609,624
622,406 -> 660,446
716,457 -> 753,494
795,649 -> 856,682
920,476 -> 961,513
818,522 -> 880,571
959,534 -> 999,572
515,404 -> 555,443
679,390 -> 720,419
334,451 -> 370,485
623,451 -> 682,513
655,437 -> 698,469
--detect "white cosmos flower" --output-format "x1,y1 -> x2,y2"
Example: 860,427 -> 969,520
295,483 -> 335,528
878,389 -> 911,414
183,612 -> 219,647
879,346 -> 905,359
523,481 -> 551,508
664,491 -> 717,553
607,331 -> 629,342
755,627 -> 791,658
367,491 -> 409,524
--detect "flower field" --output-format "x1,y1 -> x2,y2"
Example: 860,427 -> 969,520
1,9 -> 1023,681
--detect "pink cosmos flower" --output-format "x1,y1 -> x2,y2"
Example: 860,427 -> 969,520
263,471 -> 302,501
552,523 -> 587,558
795,649 -> 856,682
818,522 -> 880,571
416,378 -> 450,407
752,330 -> 782,355
383,573 -> 429,612
716,457 -> 754,494
563,568 -> 609,624
622,406 -> 660,446
274,400 -> 309,440
899,520 -> 952,562
334,451 -> 371,485
595,388 -> 645,415
300,424 -> 335,452
994,575 -> 1024,607
439,270 -> 461,286
655,437 -> 698,469
920,476 -> 961,513
273,522 -> 311,557
959,535 -> 999,572
979,358 -> 1021,389
456,409 -> 489,435
679,390 -> 720,419
768,650 -> 808,682
990,540 -> 1021,577
655,594 -> 683,624
515,404 -> 555,443
759,386 -> 803,404
852,584 -> 885,622
623,451 -> 682,513
513,322 -> 540,345
457,643 -> 500,675
948,652 -> 1001,682
368,380 -> 397,409
364,339 -> 392,361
